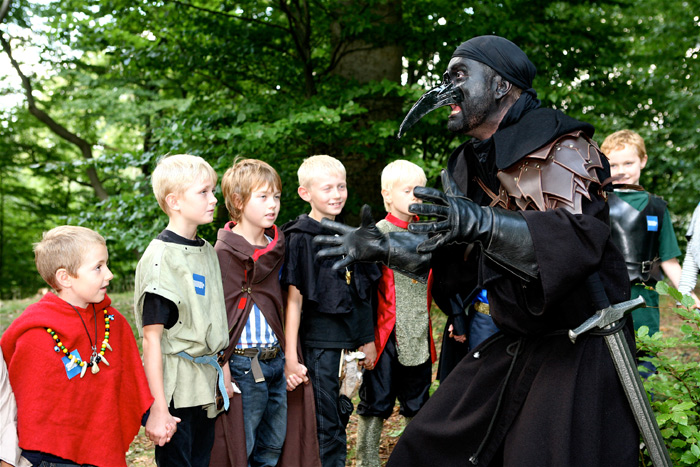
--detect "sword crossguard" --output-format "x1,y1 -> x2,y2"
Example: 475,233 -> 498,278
568,296 -> 646,343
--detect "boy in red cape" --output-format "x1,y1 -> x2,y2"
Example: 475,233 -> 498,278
355,160 -> 436,467
1,226 -> 153,467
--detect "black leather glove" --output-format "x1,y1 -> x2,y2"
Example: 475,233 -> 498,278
315,205 -> 390,271
410,170 -> 538,279
408,170 -> 493,252
315,205 -> 430,281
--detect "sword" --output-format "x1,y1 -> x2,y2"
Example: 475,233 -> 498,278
569,274 -> 672,467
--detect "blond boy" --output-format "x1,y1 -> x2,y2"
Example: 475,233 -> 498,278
134,154 -> 229,466
603,130 -> 681,376
355,160 -> 436,467
281,155 -> 381,467
1,226 -> 152,466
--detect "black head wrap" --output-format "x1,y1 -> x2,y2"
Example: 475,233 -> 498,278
452,35 -> 536,90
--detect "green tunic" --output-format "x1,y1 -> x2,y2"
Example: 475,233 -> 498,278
134,238 -> 229,416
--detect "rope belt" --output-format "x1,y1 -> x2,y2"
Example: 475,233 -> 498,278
232,346 -> 280,383
175,351 -> 229,411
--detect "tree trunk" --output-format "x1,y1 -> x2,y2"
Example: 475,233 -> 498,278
329,0 -> 403,222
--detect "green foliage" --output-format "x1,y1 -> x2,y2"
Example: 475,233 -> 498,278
636,282 -> 700,465
2,0 -> 700,298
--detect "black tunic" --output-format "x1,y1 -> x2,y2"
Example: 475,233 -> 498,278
387,108 -> 638,466
281,214 -> 381,349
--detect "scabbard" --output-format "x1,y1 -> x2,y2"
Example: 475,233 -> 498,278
604,328 -> 672,467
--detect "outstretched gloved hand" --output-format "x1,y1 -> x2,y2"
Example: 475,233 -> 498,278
409,170 -> 494,253
314,205 -> 389,271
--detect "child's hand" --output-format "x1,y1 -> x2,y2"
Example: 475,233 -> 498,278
285,360 -> 308,391
145,405 -> 181,446
359,342 -> 377,370
448,324 -> 467,343
222,361 -> 239,398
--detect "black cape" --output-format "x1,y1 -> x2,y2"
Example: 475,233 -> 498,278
387,107 -> 638,466
281,213 -> 381,348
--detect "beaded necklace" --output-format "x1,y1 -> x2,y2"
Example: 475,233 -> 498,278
46,303 -> 114,378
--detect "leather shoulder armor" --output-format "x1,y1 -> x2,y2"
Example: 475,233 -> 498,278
493,131 -> 604,213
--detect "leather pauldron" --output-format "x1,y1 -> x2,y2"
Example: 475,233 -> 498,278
490,131 -> 604,214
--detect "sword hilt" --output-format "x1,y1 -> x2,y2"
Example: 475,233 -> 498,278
569,274 -> 646,343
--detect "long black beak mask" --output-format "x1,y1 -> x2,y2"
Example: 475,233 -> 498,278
397,73 -> 465,139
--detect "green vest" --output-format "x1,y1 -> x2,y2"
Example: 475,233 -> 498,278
135,239 -> 228,416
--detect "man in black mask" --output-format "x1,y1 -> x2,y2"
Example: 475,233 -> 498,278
316,36 -> 639,466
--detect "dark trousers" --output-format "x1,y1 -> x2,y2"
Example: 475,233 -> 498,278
154,404 -> 216,467
357,332 -> 432,419
303,347 -> 348,467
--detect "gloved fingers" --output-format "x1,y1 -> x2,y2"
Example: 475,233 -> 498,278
408,219 -> 450,234
413,185 -> 449,205
440,169 -> 467,197
360,204 -> 375,228
331,255 -> 355,271
319,218 -> 355,235
416,234 -> 446,253
409,202 -> 449,219
313,234 -> 344,247
315,245 -> 349,259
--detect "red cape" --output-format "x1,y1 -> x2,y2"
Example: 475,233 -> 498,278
375,214 -> 437,363
1,292 -> 153,467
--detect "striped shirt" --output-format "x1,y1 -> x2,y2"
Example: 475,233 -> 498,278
236,302 -> 278,349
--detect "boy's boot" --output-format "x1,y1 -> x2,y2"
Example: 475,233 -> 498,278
356,415 -> 383,467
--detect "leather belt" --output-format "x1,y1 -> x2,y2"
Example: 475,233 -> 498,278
232,346 -> 280,383
233,346 -> 280,361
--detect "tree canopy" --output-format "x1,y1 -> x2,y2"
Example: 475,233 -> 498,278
1,0 -> 699,298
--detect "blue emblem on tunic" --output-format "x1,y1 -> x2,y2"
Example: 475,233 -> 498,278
646,215 -> 659,232
193,273 -> 206,296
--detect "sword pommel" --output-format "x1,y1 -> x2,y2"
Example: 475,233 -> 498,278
568,295 -> 646,343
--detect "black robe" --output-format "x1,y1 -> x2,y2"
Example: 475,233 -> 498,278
387,108 -> 639,466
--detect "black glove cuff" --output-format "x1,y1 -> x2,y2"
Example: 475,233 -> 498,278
483,209 -> 539,280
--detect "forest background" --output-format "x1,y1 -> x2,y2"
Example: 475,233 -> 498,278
0,0 -> 699,299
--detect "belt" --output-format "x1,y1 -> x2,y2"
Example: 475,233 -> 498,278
474,301 -> 490,316
175,351 -> 229,411
232,346 -> 280,383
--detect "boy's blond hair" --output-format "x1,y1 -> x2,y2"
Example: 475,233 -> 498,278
601,130 -> 647,161
381,160 -> 427,211
34,226 -> 107,291
297,155 -> 346,189
151,154 -> 218,214
222,158 -> 282,223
